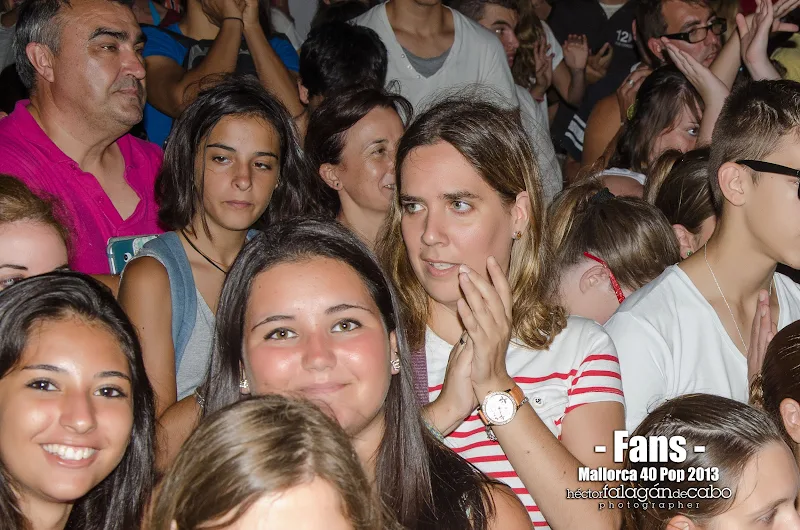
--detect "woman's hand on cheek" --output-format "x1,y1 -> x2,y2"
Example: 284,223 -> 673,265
457,256 -> 514,397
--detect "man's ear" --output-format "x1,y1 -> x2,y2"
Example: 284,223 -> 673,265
672,224 -> 696,259
298,79 -> 310,106
780,398 -> 800,445
718,162 -> 748,208
579,264 -> 609,295
26,41 -> 55,84
319,163 -> 341,191
647,36 -> 665,64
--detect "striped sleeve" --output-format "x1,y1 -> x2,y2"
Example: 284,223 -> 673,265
565,329 -> 625,416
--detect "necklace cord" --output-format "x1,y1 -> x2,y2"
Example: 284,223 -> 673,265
703,244 -> 773,355
181,230 -> 228,275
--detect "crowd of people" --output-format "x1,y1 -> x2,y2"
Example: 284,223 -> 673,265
4,0 -> 800,528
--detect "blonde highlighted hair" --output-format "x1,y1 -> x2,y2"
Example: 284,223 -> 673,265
377,94 -> 566,351
149,395 -> 389,530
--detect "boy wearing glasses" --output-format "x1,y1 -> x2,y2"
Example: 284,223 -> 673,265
606,80 -> 800,431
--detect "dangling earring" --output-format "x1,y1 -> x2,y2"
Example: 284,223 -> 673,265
512,231 -> 523,240
240,374 -> 250,392
390,358 -> 401,372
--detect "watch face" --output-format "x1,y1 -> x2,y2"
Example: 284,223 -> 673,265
484,392 -> 516,425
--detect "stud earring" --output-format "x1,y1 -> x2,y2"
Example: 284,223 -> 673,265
513,231 -> 523,240
390,358 -> 401,372
686,250 -> 693,257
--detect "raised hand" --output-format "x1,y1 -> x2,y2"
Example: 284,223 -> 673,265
748,289 -> 776,385
772,0 -> 800,31
432,331 -> 479,431
663,39 -> 729,103
736,0 -> 782,80
456,256 -> 514,395
242,0 -> 261,29
201,0 -> 244,26
532,38 -> 554,98
586,42 -> 612,84
615,65 -> 651,123
563,34 -> 589,71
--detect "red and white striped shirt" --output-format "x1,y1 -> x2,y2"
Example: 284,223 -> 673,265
426,316 -> 624,528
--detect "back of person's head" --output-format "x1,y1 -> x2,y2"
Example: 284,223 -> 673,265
752,321 -> 800,447
305,87 -> 412,217
156,74 -> 325,233
709,80 -> 800,215
0,271 -> 155,530
299,22 -> 388,107
14,0 -> 133,90
609,65 -> 703,175
310,0 -> 373,30
510,0 -> 543,90
449,0 -> 519,20
150,395 -> 386,530
624,394 -> 798,530
646,148 -> 717,259
549,180 -> 679,322
0,174 -> 69,248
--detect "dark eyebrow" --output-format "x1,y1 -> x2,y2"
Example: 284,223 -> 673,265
325,303 -> 375,315
89,27 -> 130,42
96,370 -> 131,382
22,364 -> 64,373
491,20 -> 513,28
679,18 -> 703,32
399,193 -> 423,203
252,314 -> 294,331
364,138 -> 389,149
207,143 -> 278,160
0,264 -> 27,271
442,190 -> 481,201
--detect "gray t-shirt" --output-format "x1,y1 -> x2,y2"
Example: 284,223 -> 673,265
401,45 -> 451,78
0,18 -> 15,72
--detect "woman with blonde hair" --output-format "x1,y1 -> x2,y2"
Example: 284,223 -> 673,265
549,179 -> 679,324
378,95 -> 624,529
150,394 -> 390,530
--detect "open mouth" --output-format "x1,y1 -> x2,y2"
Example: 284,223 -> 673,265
42,444 -> 97,461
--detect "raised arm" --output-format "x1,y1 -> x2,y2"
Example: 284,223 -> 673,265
144,12 -> 244,118
241,0 -> 304,120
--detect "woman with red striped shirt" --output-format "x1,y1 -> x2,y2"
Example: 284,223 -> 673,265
377,95 -> 625,530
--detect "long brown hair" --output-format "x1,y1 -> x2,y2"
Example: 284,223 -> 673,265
0,174 -> 69,251
623,394 -> 789,530
150,395 -> 388,530
609,66 -> 703,175
204,220 -> 497,530
510,0 -> 545,90
377,94 -> 567,350
549,180 -> 679,291
646,148 -> 716,235
751,320 -> 800,446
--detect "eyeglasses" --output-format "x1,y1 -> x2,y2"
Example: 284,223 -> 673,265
583,252 -> 625,304
737,159 -> 800,199
661,18 -> 726,44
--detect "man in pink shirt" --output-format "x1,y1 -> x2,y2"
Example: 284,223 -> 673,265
0,0 -> 163,274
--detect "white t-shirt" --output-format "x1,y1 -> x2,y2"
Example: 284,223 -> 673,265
426,316 -> 624,528
605,265 -> 800,432
354,3 -> 518,111
270,7 -> 303,51
517,84 -> 562,203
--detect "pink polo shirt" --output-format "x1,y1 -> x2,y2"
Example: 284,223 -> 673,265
0,100 -> 164,274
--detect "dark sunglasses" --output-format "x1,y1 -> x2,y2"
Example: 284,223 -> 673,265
661,18 -> 726,44
584,252 -> 625,304
737,159 -> 800,198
